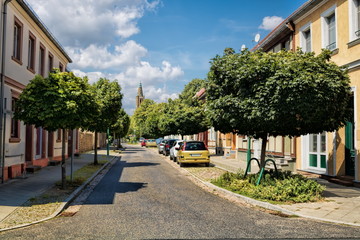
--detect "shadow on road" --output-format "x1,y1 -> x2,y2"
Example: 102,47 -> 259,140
84,159 -> 157,205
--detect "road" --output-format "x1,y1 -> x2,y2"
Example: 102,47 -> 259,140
1,144 -> 360,239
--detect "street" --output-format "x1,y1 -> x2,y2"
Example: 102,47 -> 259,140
1,144 -> 360,239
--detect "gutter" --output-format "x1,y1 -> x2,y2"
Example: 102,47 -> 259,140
253,0 -> 323,51
0,0 -> 12,183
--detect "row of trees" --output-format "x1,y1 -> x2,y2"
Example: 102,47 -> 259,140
132,48 -> 352,168
14,69 -> 130,188
131,78 -> 210,140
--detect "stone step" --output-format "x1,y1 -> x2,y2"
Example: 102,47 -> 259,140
26,165 -> 41,173
327,177 -> 354,187
48,160 -> 61,166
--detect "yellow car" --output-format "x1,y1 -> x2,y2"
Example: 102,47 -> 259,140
145,139 -> 157,147
177,141 -> 210,167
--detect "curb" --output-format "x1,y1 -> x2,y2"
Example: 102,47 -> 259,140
0,153 -> 120,232
149,147 -> 360,228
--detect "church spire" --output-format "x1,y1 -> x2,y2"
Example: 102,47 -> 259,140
136,82 -> 145,108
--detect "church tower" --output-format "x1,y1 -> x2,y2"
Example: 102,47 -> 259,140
136,82 -> 145,108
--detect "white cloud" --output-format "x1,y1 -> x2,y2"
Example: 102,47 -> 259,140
116,61 -> 184,87
259,16 -> 284,31
66,40 -> 147,70
26,0 -> 160,47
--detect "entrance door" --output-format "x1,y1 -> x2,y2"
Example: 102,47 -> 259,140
309,132 -> 327,170
35,127 -> 43,159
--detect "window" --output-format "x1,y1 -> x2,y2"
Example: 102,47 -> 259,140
349,0 -> 360,41
39,44 -> 45,76
48,53 -> 53,74
300,22 -> 312,52
10,91 -> 21,142
56,128 -> 61,142
27,32 -> 36,72
12,17 -> 23,64
321,5 -> 337,50
59,62 -> 64,72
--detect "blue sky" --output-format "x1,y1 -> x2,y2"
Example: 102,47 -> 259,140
27,0 -> 307,114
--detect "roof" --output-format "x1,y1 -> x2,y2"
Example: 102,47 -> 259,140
17,0 -> 72,63
252,0 -> 323,51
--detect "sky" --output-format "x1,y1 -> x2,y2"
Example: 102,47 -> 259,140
26,0 -> 307,115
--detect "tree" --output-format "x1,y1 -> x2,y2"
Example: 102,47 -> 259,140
111,109 -> 130,148
207,48 -> 352,166
87,78 -> 123,165
179,78 -> 206,106
15,70 -> 96,188
132,99 -> 156,138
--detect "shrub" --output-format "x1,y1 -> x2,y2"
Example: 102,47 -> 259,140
211,170 -> 325,203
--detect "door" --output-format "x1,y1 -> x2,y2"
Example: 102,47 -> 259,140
308,132 -> 327,170
35,127 -> 43,159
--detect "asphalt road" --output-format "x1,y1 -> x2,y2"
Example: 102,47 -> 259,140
1,144 -> 360,239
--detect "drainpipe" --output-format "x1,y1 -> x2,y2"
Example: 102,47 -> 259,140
1,0 -> 12,183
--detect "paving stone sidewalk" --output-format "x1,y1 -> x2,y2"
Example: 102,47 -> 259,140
0,150 -> 114,223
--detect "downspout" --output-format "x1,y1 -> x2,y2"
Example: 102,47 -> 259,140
1,0 -> 12,183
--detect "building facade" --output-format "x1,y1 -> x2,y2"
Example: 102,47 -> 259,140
0,0 -> 73,181
253,0 -> 360,185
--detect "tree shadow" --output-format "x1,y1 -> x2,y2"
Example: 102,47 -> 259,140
84,159 -> 158,205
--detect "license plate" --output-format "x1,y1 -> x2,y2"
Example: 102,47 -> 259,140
191,154 -> 201,157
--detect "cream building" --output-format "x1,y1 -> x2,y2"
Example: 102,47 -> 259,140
0,0 -> 73,181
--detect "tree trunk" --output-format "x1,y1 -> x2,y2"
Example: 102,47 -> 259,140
260,135 -> 268,168
94,131 -> 98,165
61,128 -> 66,189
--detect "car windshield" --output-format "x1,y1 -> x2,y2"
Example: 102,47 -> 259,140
184,142 -> 206,151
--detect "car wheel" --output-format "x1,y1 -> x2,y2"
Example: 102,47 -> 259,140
176,158 -> 179,164
158,151 -> 161,154
164,152 -> 168,156
179,162 -> 184,167
205,162 -> 210,167
169,155 -> 173,160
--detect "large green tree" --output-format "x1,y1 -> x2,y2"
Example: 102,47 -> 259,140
132,99 -> 156,138
15,70 -> 96,188
207,48 -> 352,166
87,78 -> 123,165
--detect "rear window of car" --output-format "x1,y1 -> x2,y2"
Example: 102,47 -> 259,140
148,139 -> 155,142
184,142 -> 206,151
168,140 -> 176,145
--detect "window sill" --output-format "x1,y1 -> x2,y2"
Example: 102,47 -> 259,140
27,67 -> 35,74
348,38 -> 360,48
330,48 -> 339,56
9,137 -> 21,143
11,56 -> 22,65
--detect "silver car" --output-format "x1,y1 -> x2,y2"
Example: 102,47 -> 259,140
169,140 -> 183,162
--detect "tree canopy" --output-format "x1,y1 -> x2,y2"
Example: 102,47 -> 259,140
207,48 -> 351,138
15,70 -> 96,131
207,48 -> 351,165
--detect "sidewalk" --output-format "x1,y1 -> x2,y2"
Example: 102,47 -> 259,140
210,155 -> 360,226
0,149 -> 114,223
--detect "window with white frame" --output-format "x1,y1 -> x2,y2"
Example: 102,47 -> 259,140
349,0 -> 360,41
300,22 -> 312,52
321,5 -> 337,51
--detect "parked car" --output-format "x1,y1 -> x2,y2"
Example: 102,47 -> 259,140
158,139 -> 167,154
177,141 -> 210,167
146,139 -> 157,147
141,139 -> 146,147
163,139 -> 178,156
169,140 -> 183,161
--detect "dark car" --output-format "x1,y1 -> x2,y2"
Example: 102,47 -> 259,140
163,139 -> 178,156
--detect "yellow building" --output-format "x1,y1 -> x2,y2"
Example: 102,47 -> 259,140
255,0 -> 360,185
